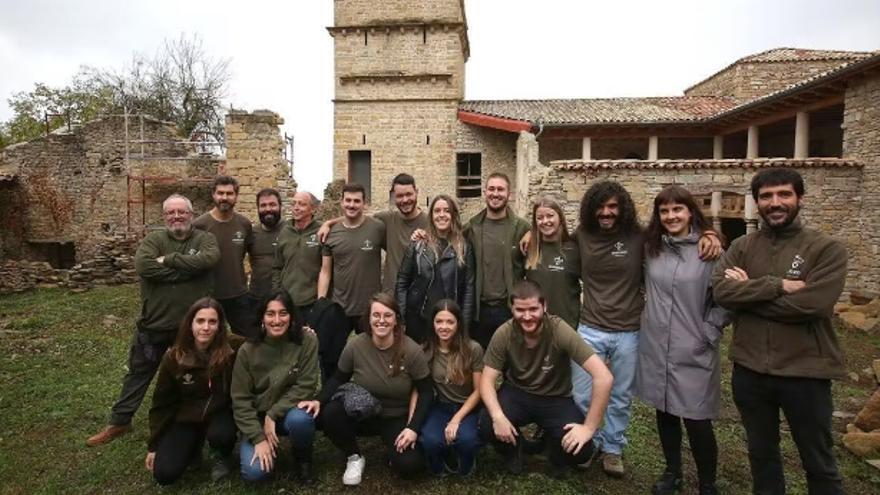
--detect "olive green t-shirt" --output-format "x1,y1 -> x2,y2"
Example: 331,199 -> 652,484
249,220 -> 284,299
321,217 -> 386,317
273,220 -> 323,307
193,212 -> 253,299
525,240 -> 582,329
375,209 -> 429,293
427,339 -> 484,404
337,333 -> 431,418
480,218 -> 509,303
574,229 -> 645,331
484,315 -> 594,397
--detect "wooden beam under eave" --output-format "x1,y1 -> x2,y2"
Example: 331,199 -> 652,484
717,93 -> 845,134
540,125 -> 714,140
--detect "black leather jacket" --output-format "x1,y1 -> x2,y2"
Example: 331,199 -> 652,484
395,239 -> 475,326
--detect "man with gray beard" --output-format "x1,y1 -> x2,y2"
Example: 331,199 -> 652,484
87,194 -> 220,446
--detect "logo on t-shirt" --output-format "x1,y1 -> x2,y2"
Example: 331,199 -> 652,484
361,239 -> 374,251
611,241 -> 628,258
232,231 -> 246,245
540,354 -> 554,374
548,255 -> 565,272
187,248 -> 199,255
181,373 -> 194,385
786,254 -> 806,279
306,234 -> 319,248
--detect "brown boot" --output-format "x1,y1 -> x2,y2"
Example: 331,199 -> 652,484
86,424 -> 132,446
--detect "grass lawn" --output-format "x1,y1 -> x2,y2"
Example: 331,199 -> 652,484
1,284 -> 879,494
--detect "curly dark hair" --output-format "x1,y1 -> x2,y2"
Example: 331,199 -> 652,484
578,180 -> 641,235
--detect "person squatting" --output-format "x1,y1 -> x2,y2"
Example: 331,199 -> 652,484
86,168 -> 847,495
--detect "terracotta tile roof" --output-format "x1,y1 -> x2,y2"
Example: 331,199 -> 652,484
551,158 -> 864,171
459,96 -> 740,125
714,52 -> 880,119
739,47 -> 873,63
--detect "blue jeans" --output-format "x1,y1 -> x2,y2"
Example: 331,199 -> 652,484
419,401 -> 482,475
239,408 -> 315,482
571,323 -> 639,456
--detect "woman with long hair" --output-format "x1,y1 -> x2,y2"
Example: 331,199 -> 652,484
636,185 -> 728,495
396,194 -> 475,344
144,297 -> 236,485
524,194 -> 582,329
318,293 -> 433,485
231,290 -> 320,484
419,299 -> 483,476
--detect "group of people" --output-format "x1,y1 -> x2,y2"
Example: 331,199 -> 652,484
84,167 -> 847,495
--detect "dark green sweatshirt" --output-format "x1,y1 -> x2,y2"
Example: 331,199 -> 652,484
147,348 -> 234,451
134,228 -> 220,334
231,333 -> 319,444
272,220 -> 323,307
712,221 -> 847,379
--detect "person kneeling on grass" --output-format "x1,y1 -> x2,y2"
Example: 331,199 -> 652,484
318,293 -> 433,486
144,297 -> 236,485
478,280 -> 612,477
231,291 -> 320,484
419,299 -> 484,476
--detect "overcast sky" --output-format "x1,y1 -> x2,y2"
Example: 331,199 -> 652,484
1,0 -> 878,197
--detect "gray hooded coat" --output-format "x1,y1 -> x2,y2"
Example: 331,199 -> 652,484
635,232 -> 729,420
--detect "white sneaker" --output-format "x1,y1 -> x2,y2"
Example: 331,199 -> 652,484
342,454 -> 365,486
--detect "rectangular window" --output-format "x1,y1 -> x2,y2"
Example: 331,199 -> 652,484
456,152 -> 482,199
348,150 -> 372,203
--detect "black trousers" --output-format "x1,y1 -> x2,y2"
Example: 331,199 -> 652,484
732,365 -> 842,495
473,304 -> 512,349
219,294 -> 258,338
478,384 -> 593,467
321,399 -> 425,478
656,409 -> 717,487
110,329 -> 174,425
152,408 -> 236,485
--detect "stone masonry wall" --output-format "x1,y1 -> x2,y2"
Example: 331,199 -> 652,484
531,163 -> 865,296
334,28 -> 465,100
334,0 -> 464,26
334,100 -> 459,210
455,122 -> 517,218
224,110 -> 295,223
0,116 -> 191,262
686,60 -> 850,99
843,72 -> 880,292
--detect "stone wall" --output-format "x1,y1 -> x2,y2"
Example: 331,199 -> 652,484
686,59 -> 850,99
532,162 -> 865,296
334,0 -> 464,26
0,233 -> 137,294
454,122 -> 518,218
334,100 -> 459,209
224,110 -> 294,222
0,116 -> 197,262
843,72 -> 880,292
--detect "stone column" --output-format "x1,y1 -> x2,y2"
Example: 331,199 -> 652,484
648,136 -> 659,160
713,135 -> 724,159
581,137 -> 592,161
747,125 -> 759,159
515,131 -> 540,217
225,109 -> 295,222
744,194 -> 758,233
710,191 -> 723,233
794,111 -> 809,159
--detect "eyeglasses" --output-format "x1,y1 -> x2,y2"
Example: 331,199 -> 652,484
164,209 -> 192,217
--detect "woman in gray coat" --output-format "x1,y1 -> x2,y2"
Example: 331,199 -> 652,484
636,186 -> 728,495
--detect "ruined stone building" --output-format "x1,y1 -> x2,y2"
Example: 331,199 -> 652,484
329,0 -> 880,295
0,110 -> 292,292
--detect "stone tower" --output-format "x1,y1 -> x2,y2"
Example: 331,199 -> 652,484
329,0 -> 469,205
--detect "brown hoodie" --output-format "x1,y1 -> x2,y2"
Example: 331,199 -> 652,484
712,221 -> 847,379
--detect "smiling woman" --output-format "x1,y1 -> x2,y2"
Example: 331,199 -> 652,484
145,297 -> 236,485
